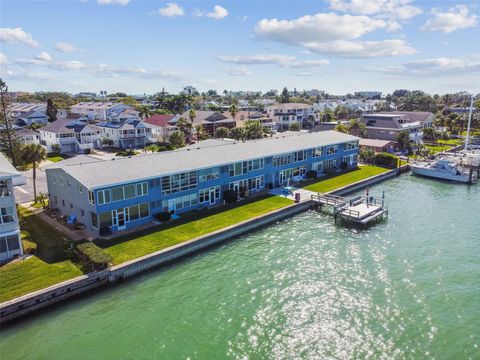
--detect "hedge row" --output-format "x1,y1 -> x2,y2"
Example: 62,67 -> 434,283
375,152 -> 398,168
74,241 -> 112,271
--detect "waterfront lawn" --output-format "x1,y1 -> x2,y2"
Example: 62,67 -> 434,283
0,207 -> 83,303
424,144 -> 453,154
303,165 -> 390,193
98,195 -> 293,265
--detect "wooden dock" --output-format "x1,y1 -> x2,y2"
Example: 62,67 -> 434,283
311,193 -> 388,225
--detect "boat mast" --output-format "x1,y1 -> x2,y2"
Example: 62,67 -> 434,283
464,96 -> 474,152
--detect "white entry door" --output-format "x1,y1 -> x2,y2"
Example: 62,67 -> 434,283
209,188 -> 216,205
117,209 -> 126,230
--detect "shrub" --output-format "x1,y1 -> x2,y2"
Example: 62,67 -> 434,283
223,189 -> 237,203
306,170 -> 317,179
74,240 -> 112,271
375,152 -> 398,168
267,183 -> 274,189
156,212 -> 171,222
116,149 -> 136,157
340,162 -> 348,170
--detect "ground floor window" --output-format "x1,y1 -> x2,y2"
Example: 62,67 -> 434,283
97,202 -> 150,231
312,161 -> 323,173
161,193 -> 198,212
279,166 -> 306,185
199,186 -> 220,204
229,175 -> 264,194
324,159 -> 338,171
0,234 -> 21,256
91,211 -> 98,228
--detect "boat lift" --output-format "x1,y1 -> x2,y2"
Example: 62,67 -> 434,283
311,190 -> 388,225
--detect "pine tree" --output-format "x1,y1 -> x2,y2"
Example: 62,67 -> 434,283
0,79 -> 23,167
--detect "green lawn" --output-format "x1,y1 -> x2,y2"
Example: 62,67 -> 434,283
303,165 -> 390,193
47,154 -> 67,162
424,144 -> 453,154
0,257 -> 83,303
100,196 -> 293,265
0,207 -> 83,303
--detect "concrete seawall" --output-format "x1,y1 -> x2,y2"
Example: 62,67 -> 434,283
0,167 -> 403,324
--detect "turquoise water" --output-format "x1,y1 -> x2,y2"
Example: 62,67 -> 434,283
1,174 -> 479,359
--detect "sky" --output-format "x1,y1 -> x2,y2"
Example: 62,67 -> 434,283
0,0 -> 479,95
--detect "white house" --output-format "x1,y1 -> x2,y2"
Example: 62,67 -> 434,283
266,103 -> 315,130
39,118 -> 102,153
143,114 -> 178,142
70,102 -> 131,120
16,128 -> 40,145
8,102 -> 47,118
0,153 -> 23,263
98,118 -> 153,149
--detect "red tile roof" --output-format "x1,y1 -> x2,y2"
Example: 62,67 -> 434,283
144,114 -> 176,127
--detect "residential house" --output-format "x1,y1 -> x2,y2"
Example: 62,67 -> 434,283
387,111 -> 434,129
178,110 -> 236,136
45,130 -> 359,236
97,118 -> 153,149
361,113 -> 426,143
233,111 -> 277,133
0,153 -> 23,262
266,103 -> 315,130
16,128 -> 40,145
359,139 -> 396,153
14,110 -> 49,127
39,118 -> 102,153
70,102 -> 131,120
8,102 -> 47,118
143,114 -> 178,142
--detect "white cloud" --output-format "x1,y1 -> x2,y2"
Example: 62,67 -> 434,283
97,0 -> 129,5
307,39 -> 416,57
421,5 -> 478,33
157,3 -> 185,17
255,13 -> 416,57
224,67 -> 251,76
366,56 -> 480,76
34,52 -> 53,62
54,42 -> 77,53
328,0 -> 422,20
256,13 -> 387,43
196,5 -> 228,19
0,27 -> 39,47
0,52 -> 7,65
289,59 -> 330,68
218,54 -> 296,65
12,53 -> 184,80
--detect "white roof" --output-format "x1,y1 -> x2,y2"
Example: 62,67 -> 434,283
0,153 -> 19,179
48,130 -> 358,189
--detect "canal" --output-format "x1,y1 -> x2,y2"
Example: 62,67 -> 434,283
0,174 -> 479,359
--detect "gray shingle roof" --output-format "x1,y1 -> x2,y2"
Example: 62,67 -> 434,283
50,130 -> 358,189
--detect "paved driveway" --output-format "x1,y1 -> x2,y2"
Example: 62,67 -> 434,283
14,167 -> 48,204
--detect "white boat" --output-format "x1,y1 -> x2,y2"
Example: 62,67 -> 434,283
410,159 -> 477,183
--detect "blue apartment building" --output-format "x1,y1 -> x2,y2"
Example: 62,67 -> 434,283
45,131 -> 359,236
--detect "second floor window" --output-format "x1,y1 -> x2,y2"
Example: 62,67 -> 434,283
1,207 -> 14,224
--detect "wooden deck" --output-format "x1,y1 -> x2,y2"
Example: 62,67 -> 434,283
311,193 -> 388,225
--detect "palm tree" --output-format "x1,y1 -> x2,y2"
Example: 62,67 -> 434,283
229,103 -> 238,122
347,118 -> 367,137
188,108 -> 196,124
21,144 -> 47,203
